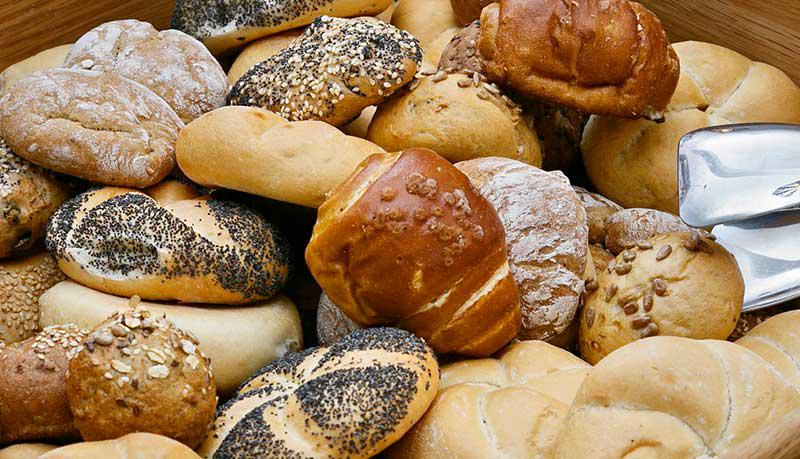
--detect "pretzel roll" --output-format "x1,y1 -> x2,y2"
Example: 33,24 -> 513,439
198,327 -> 439,458
579,232 -> 743,364
556,337 -> 800,458
45,184 -> 292,304
603,208 -> 690,254
737,310 -> 800,388
388,340 -> 591,458
479,0 -> 679,120
306,148 -> 520,356
0,324 -> 88,445
227,28 -> 303,84
39,433 -> 199,459
229,17 -> 421,126
456,158 -> 588,342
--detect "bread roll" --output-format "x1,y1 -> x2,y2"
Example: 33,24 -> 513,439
588,244 -> 614,273
227,28 -> 303,84
729,305 -> 796,341
306,148 -> 521,356
316,292 -> 360,347
0,45 -> 70,95
603,208 -> 690,254
0,252 -> 65,344
579,232 -> 743,364
367,73 -> 542,166
556,337 -> 800,458
64,20 -> 227,123
450,0 -> 493,25
479,0 -> 679,120
0,69 -> 182,188
40,433 -> 200,459
340,106 -> 376,139
198,328 -> 439,458
45,185 -> 291,304
171,0 -> 392,55
583,41 -> 800,213
177,106 -> 384,208
392,0 -> 460,72
229,17 -> 421,126
0,444 -> 56,459
456,158 -> 588,342
0,324 -> 87,444
39,281 -> 302,395
388,340 -> 591,458
438,21 -> 482,74
573,187 -> 623,246
737,310 -> 800,389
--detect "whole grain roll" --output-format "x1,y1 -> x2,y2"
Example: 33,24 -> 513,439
316,292 -> 361,347
556,337 -> 800,458
737,310 -> 800,389
0,45 -> 70,95
603,207 -> 690,254
392,0 -> 460,72
368,73 -> 542,166
579,232 -> 743,364
456,158 -> 588,342
198,327 -> 439,458
0,444 -> 57,459
573,187 -> 622,246
40,433 -> 199,459
306,148 -> 521,356
227,28 -> 303,84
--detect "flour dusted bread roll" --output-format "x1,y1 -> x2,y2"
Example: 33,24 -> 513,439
573,187 -> 623,247
40,433 -> 199,459
0,45 -> 70,95
579,232 -> 743,364
64,20 -> 227,123
316,292 -> 360,347
45,183 -> 292,304
603,208 -> 690,254
198,327 -> 438,458
388,340 -> 591,458
479,0 -> 679,120
177,106 -> 385,208
456,158 -> 588,342
737,310 -> 800,388
0,324 -> 87,445
171,0 -> 391,55
556,337 -> 800,458
0,444 -> 57,459
0,69 -> 182,188
39,281 -> 302,395
391,0 -> 460,72
306,148 -> 521,356
583,41 -> 800,213
227,28 -> 303,84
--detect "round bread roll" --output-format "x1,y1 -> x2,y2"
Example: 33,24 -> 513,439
729,305 -> 796,342
479,0 -> 679,120
573,187 -> 622,246
388,340 -> 591,458
603,208 -> 690,254
456,158 -> 588,342
0,137 -> 72,258
0,324 -> 88,444
392,0 -> 460,72
64,20 -> 227,123
367,73 -> 542,166
177,106 -> 385,208
557,336 -> 800,458
449,0 -> 493,25
171,0 -> 391,55
306,148 -> 521,356
0,45 -> 70,95
316,292 -> 361,347
0,444 -> 56,459
227,28 -> 303,84
579,232 -> 743,364
229,16 -> 421,126
588,244 -> 615,273
198,327 -> 439,458
737,310 -> 800,389
39,281 -> 302,395
45,184 -> 291,304
0,252 -> 65,344
67,308 -> 216,448
583,41 -> 800,213
0,69 -> 182,188
39,433 -> 199,459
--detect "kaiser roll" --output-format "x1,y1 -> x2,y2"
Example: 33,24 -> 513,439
0,45 -> 70,95
227,28 -> 303,84
40,433 -> 200,459
305,148 -> 521,356
573,186 -> 622,246
737,310 -> 800,389
603,207 -> 690,254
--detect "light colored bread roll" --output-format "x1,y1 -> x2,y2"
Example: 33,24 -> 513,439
198,328 -> 439,458
0,69 -> 182,188
579,232 -> 743,364
40,433 -> 200,459
0,444 -> 57,459
316,292 -> 361,347
227,28 -> 303,84
603,208 -> 690,254
45,184 -> 291,304
573,187 -> 622,246
737,310 -> 800,389
729,305 -> 796,341
456,158 -> 588,342
583,41 -> 800,213
177,106 -> 385,208
306,148 -> 521,356
368,73 -> 542,166
39,281 -> 302,395
392,0 -> 460,72
0,45 -> 70,95
388,340 -> 591,458
171,0 -> 392,55
555,337 -> 800,458
340,106 -> 376,139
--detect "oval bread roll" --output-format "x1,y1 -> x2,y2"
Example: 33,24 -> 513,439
227,28 -> 303,84
40,433 -> 200,459
0,45 -> 70,95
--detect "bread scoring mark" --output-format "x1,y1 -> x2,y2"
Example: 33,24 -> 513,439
450,261 -> 510,321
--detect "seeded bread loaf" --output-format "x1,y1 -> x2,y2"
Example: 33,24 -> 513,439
316,292 -> 361,347
579,232 -> 743,364
45,183 -> 292,304
0,324 -> 87,445
0,443 -> 57,459
306,148 -> 521,356
198,328 -> 439,458
227,28 -> 303,84
39,433 -> 200,459
603,208 -> 691,254
0,45 -> 70,95
573,187 -> 623,246
391,0 -> 460,72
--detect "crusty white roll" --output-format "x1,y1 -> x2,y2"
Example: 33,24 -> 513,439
39,433 -> 200,459
555,337 -> 800,458
45,183 -> 292,304
39,281 -> 303,395
0,45 -> 70,95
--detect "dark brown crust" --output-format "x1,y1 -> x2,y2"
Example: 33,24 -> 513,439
574,187 -> 623,246
316,292 -> 361,347
450,0 -> 494,25
604,208 -> 689,254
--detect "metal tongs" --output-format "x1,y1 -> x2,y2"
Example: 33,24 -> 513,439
678,123 -> 800,312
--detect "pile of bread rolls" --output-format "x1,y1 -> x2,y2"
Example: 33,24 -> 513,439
0,0 -> 799,457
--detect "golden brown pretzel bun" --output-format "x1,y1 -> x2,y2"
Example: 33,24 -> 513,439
306,148 -> 521,356
40,433 -> 200,459
603,208 -> 690,254
227,28 -> 303,84
479,0 -> 679,120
